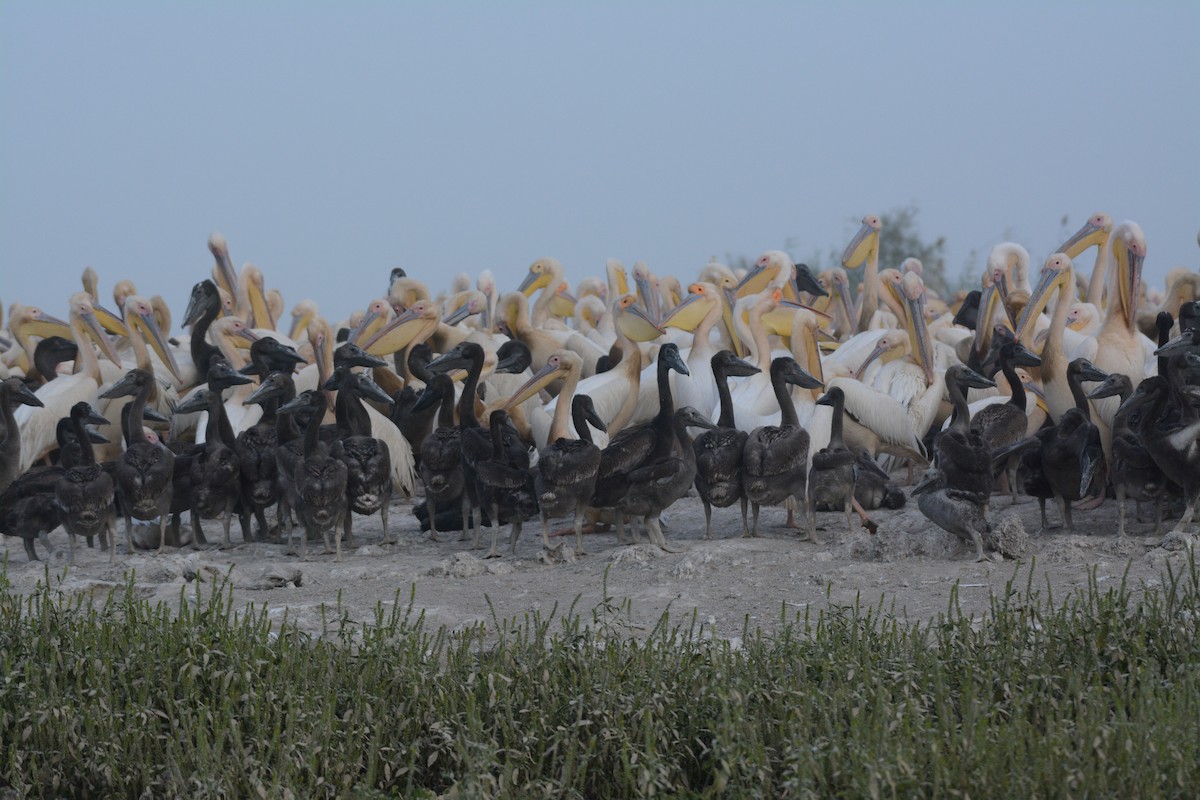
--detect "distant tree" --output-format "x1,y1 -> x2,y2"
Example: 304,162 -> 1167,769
876,204 -> 951,296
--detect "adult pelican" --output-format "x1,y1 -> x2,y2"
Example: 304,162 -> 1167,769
542,295 -> 664,438
1058,213 -> 1113,310
841,214 -> 881,333
15,293 -> 123,473
1089,222 -> 1148,462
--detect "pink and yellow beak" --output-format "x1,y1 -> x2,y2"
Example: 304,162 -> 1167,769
615,295 -> 665,343
504,359 -> 570,410
78,305 -> 124,367
661,287 -> 715,332
1059,216 -> 1111,259
128,301 -> 182,383
1111,222 -> 1146,329
1015,255 -> 1073,344
348,301 -> 390,346
841,217 -> 880,269
902,274 -> 935,385
517,266 -> 551,297
18,308 -> 72,341
548,284 -> 577,319
361,305 -> 428,356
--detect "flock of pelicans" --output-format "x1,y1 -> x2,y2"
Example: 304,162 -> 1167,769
2,214 -> 1200,567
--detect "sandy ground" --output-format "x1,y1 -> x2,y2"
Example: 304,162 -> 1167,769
2,487 -> 1194,640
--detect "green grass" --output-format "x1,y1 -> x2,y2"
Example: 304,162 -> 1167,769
1,560 -> 1199,798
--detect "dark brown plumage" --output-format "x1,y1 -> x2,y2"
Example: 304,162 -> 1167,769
102,368 -> 175,553
535,394 -> 605,554
54,402 -> 116,564
740,357 -> 823,538
278,390 -> 348,559
693,351 -> 760,539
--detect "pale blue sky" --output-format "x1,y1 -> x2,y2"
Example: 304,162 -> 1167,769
2,2 -> 1197,325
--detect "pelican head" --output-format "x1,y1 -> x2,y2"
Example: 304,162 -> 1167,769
182,279 -> 221,329
288,299 -> 319,340
243,371 -> 294,407
841,214 -> 881,269
443,290 -> 486,327
901,271 -> 935,384
577,276 -> 607,301
99,367 -> 155,400
10,304 -> 71,342
68,292 -> 123,366
208,232 -> 238,300
1016,253 -> 1074,342
124,294 -> 182,383
854,330 -> 909,380
348,299 -> 393,346
987,242 -> 1031,297
662,282 -> 719,332
505,350 -> 582,409
772,356 -> 824,391
1111,221 -> 1146,329
793,263 -> 827,298
1059,212 -> 1113,258
613,294 -> 664,342
1,377 -> 43,408
362,299 -> 439,356
518,257 -> 562,296
477,269 -> 497,330
737,251 -> 790,298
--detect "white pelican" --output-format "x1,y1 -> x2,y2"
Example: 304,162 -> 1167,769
542,295 -> 663,437
841,214 -> 881,333
15,292 -> 123,472
1089,221 -> 1148,462
1058,212 -> 1114,310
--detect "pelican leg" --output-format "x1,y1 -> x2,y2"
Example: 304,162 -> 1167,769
615,510 -> 626,545
573,507 -> 587,556
748,502 -> 760,538
1006,457 -> 1019,504
1135,500 -> 1144,524
428,496 -> 441,542
86,535 -> 95,549
969,528 -> 987,562
646,515 -> 679,553
238,508 -> 254,543
343,512 -> 354,552
739,496 -> 749,539
380,503 -> 391,545
106,519 -> 117,565
334,521 -> 344,563
321,525 -> 333,556
38,531 -> 53,556
159,512 -> 171,553
467,496 -> 483,550
508,521 -> 521,556
844,499 -> 854,540
783,496 -> 799,529
220,511 -> 234,550
190,510 -> 209,548
22,538 -> 39,562
541,513 -> 552,550
1153,497 -> 1164,537
123,514 -> 135,555
485,504 -> 502,559
702,500 -> 713,540
1037,498 -> 1052,532
851,499 -> 878,535
1169,498 -> 1196,537
1056,495 -> 1073,532
1117,487 -> 1127,538
65,534 -> 76,566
